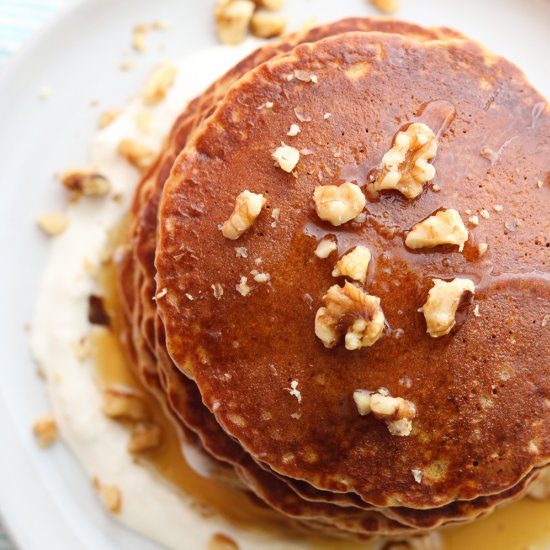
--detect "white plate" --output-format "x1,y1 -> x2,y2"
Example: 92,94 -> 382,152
0,0 -> 549,549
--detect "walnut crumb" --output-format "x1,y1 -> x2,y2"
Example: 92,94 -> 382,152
370,0 -> 400,14
208,532 -> 239,550
37,213 -> 69,236
373,123 -> 437,199
33,414 -> 58,448
493,204 -> 503,212
411,468 -> 423,483
313,182 -> 366,226
214,0 -> 255,45
422,278 -> 475,338
469,215 -> 479,226
478,242 -> 488,257
132,24 -> 148,52
353,390 -> 415,436
405,209 -> 468,251
542,314 -> 550,327
536,179 -> 543,188
234,246 -> 248,258
323,112 -> 332,120
212,283 -> 224,299
117,139 -> 156,173
287,123 -> 301,137
314,238 -> 337,259
99,108 -> 121,128
332,246 -> 371,284
100,485 -> 122,514
286,380 -> 302,403
252,271 -> 270,283
128,422 -> 161,453
473,304 -> 481,317
236,276 -> 251,296
61,170 -> 110,200
257,101 -> 274,110
250,10 -> 287,38
221,190 -> 266,240
272,143 -> 300,172
142,63 -> 178,104
153,287 -> 167,300
270,207 -> 281,227
102,387 -> 149,421
315,282 -> 385,350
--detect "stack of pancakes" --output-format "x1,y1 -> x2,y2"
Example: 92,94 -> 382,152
116,18 -> 550,539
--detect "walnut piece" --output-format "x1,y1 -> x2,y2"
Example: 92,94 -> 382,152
373,123 -> 437,199
102,387 -> 149,421
314,238 -> 337,259
250,10 -> 287,38
33,414 -> 58,448
142,63 -> 178,104
128,422 -> 162,453
272,143 -> 300,173
422,278 -> 475,338
370,0 -> 400,13
313,182 -> 366,226
332,246 -> 371,284
99,109 -> 121,129
37,212 -> 69,236
405,209 -> 468,251
61,170 -> 110,201
214,0 -> 255,45
221,190 -> 266,240
315,282 -> 385,350
118,139 -> 156,173
253,0 -> 284,9
353,390 -> 416,437
208,532 -> 239,550
100,484 -> 122,514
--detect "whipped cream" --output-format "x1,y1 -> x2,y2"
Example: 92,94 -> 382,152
31,41 -> 312,550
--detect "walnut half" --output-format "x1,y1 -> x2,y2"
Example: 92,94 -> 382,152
373,123 -> 437,199
422,278 -> 475,337
221,190 -> 266,240
353,390 -> 416,436
406,209 -> 468,251
313,182 -> 366,226
315,281 -> 385,350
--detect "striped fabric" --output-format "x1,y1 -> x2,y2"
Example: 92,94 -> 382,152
0,0 -> 67,67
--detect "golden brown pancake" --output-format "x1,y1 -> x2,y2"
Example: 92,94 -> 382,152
155,29 -> 550,517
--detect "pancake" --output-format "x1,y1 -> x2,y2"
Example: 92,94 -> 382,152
155,27 -> 550,517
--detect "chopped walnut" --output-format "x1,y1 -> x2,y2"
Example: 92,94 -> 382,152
100,485 -> 122,514
142,63 -> 178,104
221,190 -> 266,240
208,532 -> 239,550
99,108 -> 121,128
214,0 -> 255,45
469,215 -> 479,226
102,387 -> 149,421
287,123 -> 301,137
253,0 -> 284,8
314,238 -> 337,259
37,212 -> 69,236
61,170 -> 110,201
286,380 -> 302,403
212,283 -> 224,299
332,246 -> 371,284
373,123 -> 437,199
354,390 -> 415,436
313,182 -> 366,226
370,0 -> 400,13
405,209 -> 468,251
128,422 -> 161,453
236,276 -> 251,296
315,282 -> 385,350
478,242 -> 488,257
118,139 -> 156,173
33,414 -> 58,448
272,143 -> 300,172
132,24 -> 148,52
422,278 -> 475,338
250,10 -> 287,38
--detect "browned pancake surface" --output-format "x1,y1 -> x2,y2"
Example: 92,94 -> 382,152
155,31 -> 550,509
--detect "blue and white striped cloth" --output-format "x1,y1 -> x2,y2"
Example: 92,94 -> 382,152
0,0 -> 67,67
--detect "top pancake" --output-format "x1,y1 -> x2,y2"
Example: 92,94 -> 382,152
155,30 -> 550,510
